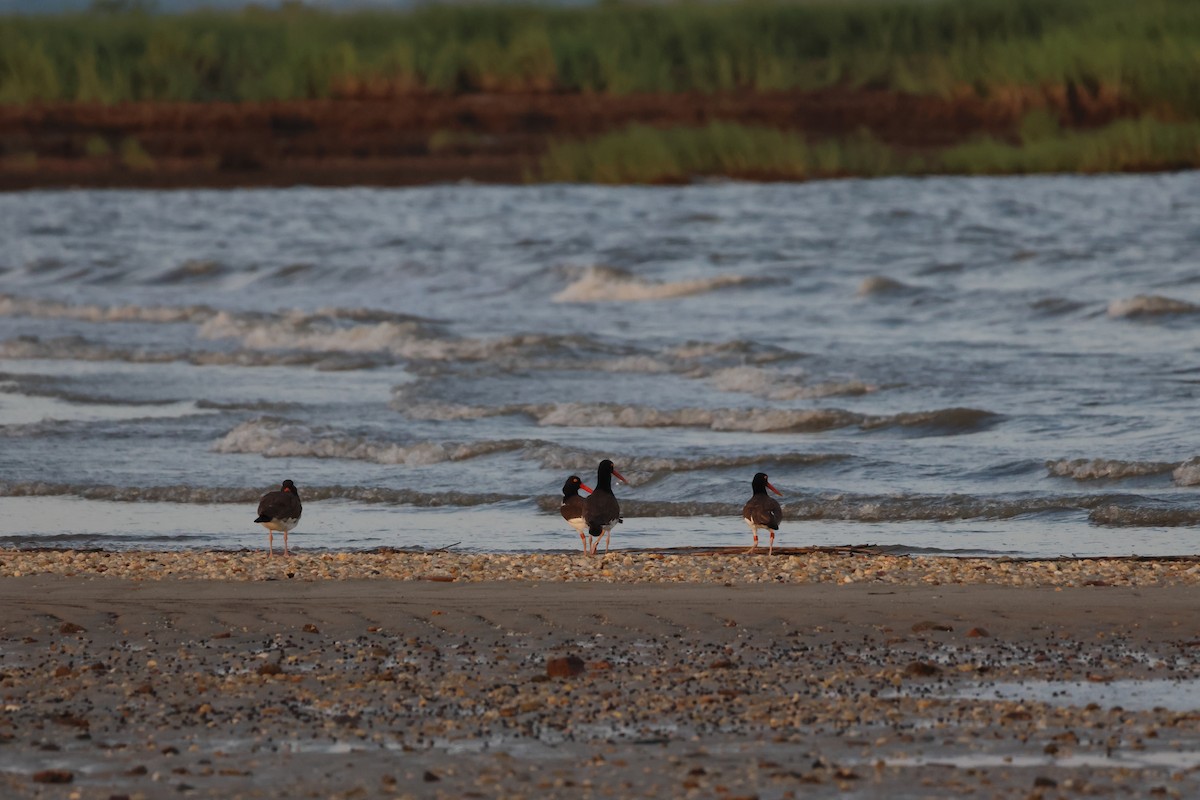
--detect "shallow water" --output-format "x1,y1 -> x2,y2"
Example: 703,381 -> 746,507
1,175 -> 1198,555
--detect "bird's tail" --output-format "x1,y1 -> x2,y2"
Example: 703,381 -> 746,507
588,524 -> 603,537
255,515 -> 271,523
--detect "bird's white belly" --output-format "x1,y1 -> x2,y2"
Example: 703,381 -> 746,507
260,517 -> 299,533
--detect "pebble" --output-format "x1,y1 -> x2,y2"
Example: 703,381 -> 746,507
1,549 -> 1197,587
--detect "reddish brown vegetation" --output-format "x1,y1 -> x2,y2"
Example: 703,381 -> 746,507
0,85 -> 1136,189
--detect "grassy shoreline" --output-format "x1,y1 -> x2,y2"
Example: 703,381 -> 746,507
537,116 -> 1200,183
1,0 -> 1198,112
3,1 -> 1197,185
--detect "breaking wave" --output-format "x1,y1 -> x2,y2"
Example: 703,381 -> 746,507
200,311 -> 562,362
1107,294 -> 1200,318
1046,458 -> 1177,481
0,481 -> 521,507
1173,458 -> 1200,487
553,265 -> 752,303
1049,457 -> 1200,486
213,418 -> 529,465
397,400 -> 998,435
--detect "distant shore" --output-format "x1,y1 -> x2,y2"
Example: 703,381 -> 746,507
0,561 -> 1198,798
2,89 -> 1196,190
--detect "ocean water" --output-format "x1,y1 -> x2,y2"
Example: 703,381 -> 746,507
0,174 -> 1198,557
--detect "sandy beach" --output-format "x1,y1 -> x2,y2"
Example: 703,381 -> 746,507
0,549 -> 1198,798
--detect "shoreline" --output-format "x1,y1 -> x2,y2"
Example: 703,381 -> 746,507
0,89 -> 1169,191
0,572 -> 1198,797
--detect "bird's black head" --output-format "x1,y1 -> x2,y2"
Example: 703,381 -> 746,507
281,479 -> 297,492
563,475 -> 582,494
751,472 -> 782,496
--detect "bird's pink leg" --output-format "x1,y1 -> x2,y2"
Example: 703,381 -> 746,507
284,531 -> 290,557
769,529 -> 775,556
268,531 -> 274,557
746,530 -> 758,554
579,531 -> 588,554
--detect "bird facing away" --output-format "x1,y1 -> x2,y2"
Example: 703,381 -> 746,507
583,459 -> 626,556
742,472 -> 783,555
255,479 -> 302,557
559,475 -> 594,554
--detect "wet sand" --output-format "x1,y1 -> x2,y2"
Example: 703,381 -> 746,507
1,551 -> 1198,798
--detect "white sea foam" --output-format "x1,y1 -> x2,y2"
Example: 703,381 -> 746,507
1173,458 -> 1200,486
553,266 -> 751,303
213,418 -> 527,465
200,311 -> 556,361
1107,294 -> 1200,318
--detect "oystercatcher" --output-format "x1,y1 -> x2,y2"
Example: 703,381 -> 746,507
559,475 -> 594,553
742,472 -> 783,555
584,459 -> 626,556
254,479 -> 302,556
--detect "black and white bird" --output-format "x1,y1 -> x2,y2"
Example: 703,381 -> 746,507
583,459 -> 626,556
742,472 -> 783,555
559,475 -> 594,553
254,479 -> 302,557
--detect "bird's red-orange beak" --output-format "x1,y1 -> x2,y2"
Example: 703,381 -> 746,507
612,469 -> 628,484
580,482 -> 594,494
767,482 -> 782,496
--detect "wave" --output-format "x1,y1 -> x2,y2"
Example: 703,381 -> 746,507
1107,294 -> 1200,318
2,480 -> 1187,526
520,443 -> 847,476
534,492 -> 1131,522
553,265 -> 752,303
211,419 -> 849,477
398,399 -> 998,435
0,335 -> 391,370
200,310 -> 564,362
0,481 -> 522,507
1049,457 -> 1200,487
213,418 -> 530,465
706,365 -> 877,400
0,293 -> 217,324
1046,458 -> 1177,481
666,340 -> 799,364
1088,504 -> 1200,528
860,407 -> 999,433
1173,458 -> 1200,487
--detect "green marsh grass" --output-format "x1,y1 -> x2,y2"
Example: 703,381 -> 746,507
0,0 -> 1197,112
940,115 -> 1200,175
537,122 -> 905,183
537,117 -> 1200,183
